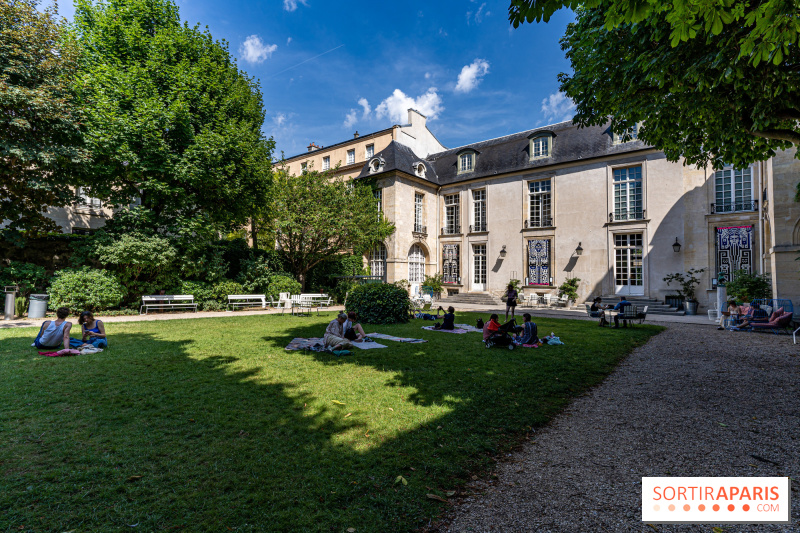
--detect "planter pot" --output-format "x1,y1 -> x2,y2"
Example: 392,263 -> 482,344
684,301 -> 699,315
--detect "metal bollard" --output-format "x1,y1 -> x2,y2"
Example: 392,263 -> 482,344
4,286 -> 18,320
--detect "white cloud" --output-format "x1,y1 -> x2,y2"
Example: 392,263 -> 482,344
425,72 -> 432,80
375,88 -> 443,124
343,109 -> 358,128
286,37 -> 292,45
273,113 -> 287,127
438,28 -> 448,37
455,59 -> 490,93
466,3 -> 488,24
239,35 -> 277,64
541,92 -> 576,122
357,97 -> 371,119
283,0 -> 308,12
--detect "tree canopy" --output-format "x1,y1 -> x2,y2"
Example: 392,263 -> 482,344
73,0 -> 273,234
509,0 -> 800,169
271,168 -> 394,289
0,0 -> 89,233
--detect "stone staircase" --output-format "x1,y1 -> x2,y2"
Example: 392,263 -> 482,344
440,293 -> 503,306
599,295 -> 685,316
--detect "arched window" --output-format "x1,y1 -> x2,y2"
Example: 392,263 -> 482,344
530,134 -> 552,159
369,244 -> 387,279
408,245 -> 426,284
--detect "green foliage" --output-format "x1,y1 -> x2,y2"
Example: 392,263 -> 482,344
266,275 -> 301,300
218,238 -> 253,280
271,168 -> 394,289
0,0 -> 89,233
236,256 -> 274,294
15,296 -> 27,317
48,268 -> 126,311
663,268 -> 706,301
0,261 -> 49,297
393,279 -> 410,291
508,279 -> 522,292
557,277 -> 581,300
211,280 -> 245,301
421,273 -> 444,296
346,283 -> 411,324
73,0 -> 273,234
201,300 -> 225,312
724,269 -> 772,302
168,280 -> 214,302
304,254 -> 366,303
94,233 -> 178,297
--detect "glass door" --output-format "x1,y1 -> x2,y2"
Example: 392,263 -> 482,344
614,234 -> 644,295
472,244 -> 487,292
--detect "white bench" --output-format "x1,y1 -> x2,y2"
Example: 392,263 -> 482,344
227,294 -> 266,311
140,295 -> 197,314
300,293 -> 333,307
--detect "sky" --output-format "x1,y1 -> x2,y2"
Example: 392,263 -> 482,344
53,0 -> 576,159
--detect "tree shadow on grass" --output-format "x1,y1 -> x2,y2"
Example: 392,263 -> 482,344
0,317 -> 660,532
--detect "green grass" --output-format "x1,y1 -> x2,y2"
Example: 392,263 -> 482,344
0,312 -> 662,532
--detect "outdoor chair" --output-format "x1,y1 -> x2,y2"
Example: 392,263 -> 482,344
526,294 -> 540,307
620,304 -> 638,326
750,311 -> 793,335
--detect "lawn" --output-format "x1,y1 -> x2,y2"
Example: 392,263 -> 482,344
0,312 -> 662,532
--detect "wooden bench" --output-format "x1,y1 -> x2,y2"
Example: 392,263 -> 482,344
227,294 -> 266,311
140,295 -> 197,314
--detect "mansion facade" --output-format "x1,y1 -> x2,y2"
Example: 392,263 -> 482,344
288,110 -> 800,308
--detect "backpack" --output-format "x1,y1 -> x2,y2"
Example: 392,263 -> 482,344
476,318 -> 484,329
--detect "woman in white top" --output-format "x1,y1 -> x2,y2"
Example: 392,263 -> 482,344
33,307 -> 74,350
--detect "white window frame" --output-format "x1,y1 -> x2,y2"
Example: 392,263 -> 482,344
347,149 -> 355,165
472,189 -> 486,232
444,193 -> 460,234
365,144 -> 374,159
527,179 -> 552,227
369,243 -> 387,280
613,166 -> 643,220
530,134 -> 552,159
458,152 -> 474,173
374,188 -> 382,214
613,123 -> 640,144
77,187 -> 102,210
714,165 -> 754,212
408,244 -> 425,284
414,192 -> 424,232
322,156 -> 330,171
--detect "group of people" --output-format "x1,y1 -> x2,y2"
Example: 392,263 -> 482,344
33,307 -> 109,351
717,299 -> 767,330
589,296 -> 639,328
482,312 -> 538,345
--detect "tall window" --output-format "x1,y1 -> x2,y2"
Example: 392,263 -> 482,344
613,166 -> 643,220
530,135 -> 551,159
414,192 -> 424,232
473,244 -> 487,285
347,149 -> 355,165
714,166 -> 753,212
322,156 -> 330,171
528,180 -> 552,227
369,244 -> 387,280
366,144 -> 374,158
442,244 -> 460,284
472,189 -> 486,232
77,187 -> 102,209
408,244 -> 425,284
444,193 -> 460,234
301,162 -> 308,172
459,152 -> 474,173
373,188 -> 382,214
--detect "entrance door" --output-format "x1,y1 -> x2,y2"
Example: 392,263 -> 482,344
614,233 -> 644,295
472,244 -> 487,292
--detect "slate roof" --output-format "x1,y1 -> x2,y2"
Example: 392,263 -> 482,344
355,120 -> 652,185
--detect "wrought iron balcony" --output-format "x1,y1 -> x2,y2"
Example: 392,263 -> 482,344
609,209 -> 645,222
413,224 -> 427,235
710,200 -> 758,214
524,217 -> 553,228
469,223 -> 487,233
441,225 -> 461,235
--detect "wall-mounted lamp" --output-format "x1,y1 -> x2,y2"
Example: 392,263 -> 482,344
575,242 -> 583,256
499,245 -> 507,257
672,237 -> 682,253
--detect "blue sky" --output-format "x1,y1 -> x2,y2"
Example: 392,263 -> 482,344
54,0 -> 576,159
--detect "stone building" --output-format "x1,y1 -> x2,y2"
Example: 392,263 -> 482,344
349,115 -> 800,308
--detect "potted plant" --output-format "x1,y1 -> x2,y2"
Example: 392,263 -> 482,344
421,273 -> 444,299
663,268 -> 706,315
724,269 -> 771,303
557,277 -> 581,305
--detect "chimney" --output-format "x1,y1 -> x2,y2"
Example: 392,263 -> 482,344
408,108 -> 427,128
307,142 -> 321,152
354,131 -> 359,139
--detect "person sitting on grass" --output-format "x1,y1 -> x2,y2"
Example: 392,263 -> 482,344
612,296 -> 633,328
483,313 -> 501,341
343,311 -> 367,342
434,306 -> 456,330
518,313 -> 538,345
79,311 -> 108,349
33,307 -> 74,350
324,313 -> 353,350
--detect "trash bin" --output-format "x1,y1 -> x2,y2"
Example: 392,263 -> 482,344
28,294 -> 49,319
4,286 -> 17,321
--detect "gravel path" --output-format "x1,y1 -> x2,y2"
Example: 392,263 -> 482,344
444,325 -> 800,532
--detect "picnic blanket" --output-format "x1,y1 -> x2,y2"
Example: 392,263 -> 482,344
367,332 -> 427,344
421,326 -> 470,334
37,349 -> 80,357
285,337 -> 386,351
454,323 -> 483,333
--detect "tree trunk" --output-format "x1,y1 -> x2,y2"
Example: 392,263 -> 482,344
299,271 -> 306,291
250,218 -> 258,250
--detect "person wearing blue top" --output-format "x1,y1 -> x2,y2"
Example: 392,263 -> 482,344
612,296 -> 633,328
518,313 -> 538,344
79,310 -> 108,348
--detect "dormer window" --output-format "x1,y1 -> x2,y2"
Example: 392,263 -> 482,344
414,162 -> 426,178
458,151 -> 475,173
530,133 -> 553,160
369,157 -> 384,174
613,122 -> 640,144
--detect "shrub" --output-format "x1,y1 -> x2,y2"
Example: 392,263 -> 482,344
663,268 -> 706,302
0,261 -> 49,297
345,283 -> 411,324
725,269 -> 771,302
421,273 -> 444,297
211,280 -> 245,302
48,268 -> 126,312
94,233 -> 179,297
168,280 -> 215,302
266,275 -> 301,299
202,300 -> 225,311
15,296 -> 27,317
305,254 -> 365,303
236,256 -> 273,294
557,277 -> 581,300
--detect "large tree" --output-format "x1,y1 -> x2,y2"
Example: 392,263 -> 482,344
509,0 -> 800,169
271,169 -> 394,290
0,0 -> 89,233
73,0 -> 273,234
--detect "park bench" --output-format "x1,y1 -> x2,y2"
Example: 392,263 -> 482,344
227,294 -> 266,311
299,293 -> 333,307
140,295 -> 197,314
